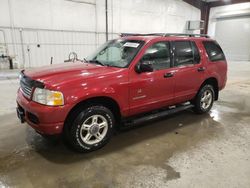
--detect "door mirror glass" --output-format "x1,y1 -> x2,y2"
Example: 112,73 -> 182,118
135,60 -> 153,73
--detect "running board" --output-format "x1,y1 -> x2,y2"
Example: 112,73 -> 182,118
123,104 -> 194,127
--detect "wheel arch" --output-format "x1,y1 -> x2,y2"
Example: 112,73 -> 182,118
64,96 -> 121,129
199,77 -> 219,100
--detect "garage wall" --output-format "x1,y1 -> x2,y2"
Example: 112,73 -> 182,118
208,3 -> 250,61
0,0 -> 200,68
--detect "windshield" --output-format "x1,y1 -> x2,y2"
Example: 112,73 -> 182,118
86,39 -> 145,68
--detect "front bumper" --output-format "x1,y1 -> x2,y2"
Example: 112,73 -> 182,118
16,89 -> 71,135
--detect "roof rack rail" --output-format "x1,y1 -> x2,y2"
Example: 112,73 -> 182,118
163,33 -> 210,38
120,33 -> 210,38
120,33 -> 164,37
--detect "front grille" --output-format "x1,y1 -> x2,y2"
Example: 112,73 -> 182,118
19,71 -> 44,99
20,73 -> 33,99
20,81 -> 32,98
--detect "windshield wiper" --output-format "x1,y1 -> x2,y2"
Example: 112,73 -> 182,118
88,60 -> 105,66
83,58 -> 88,63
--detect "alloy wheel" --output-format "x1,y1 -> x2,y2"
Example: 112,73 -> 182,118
80,115 -> 108,145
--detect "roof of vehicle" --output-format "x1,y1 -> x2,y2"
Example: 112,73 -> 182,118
120,33 -> 213,42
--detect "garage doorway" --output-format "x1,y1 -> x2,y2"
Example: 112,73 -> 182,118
215,16 -> 250,61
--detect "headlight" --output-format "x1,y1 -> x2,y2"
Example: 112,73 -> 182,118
32,88 -> 64,106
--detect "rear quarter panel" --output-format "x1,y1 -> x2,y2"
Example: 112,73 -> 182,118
199,40 -> 228,90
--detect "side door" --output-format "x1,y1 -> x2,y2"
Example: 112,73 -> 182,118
172,40 -> 205,104
128,41 -> 176,116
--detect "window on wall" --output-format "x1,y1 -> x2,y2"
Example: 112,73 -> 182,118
174,41 -> 200,66
203,41 -> 226,62
141,42 -> 171,70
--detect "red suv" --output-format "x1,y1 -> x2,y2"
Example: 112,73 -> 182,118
16,33 -> 227,152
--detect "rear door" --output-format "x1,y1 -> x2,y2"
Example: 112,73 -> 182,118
172,40 -> 205,103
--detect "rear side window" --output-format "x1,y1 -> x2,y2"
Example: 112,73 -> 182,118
203,41 -> 225,62
174,41 -> 200,66
141,42 -> 171,70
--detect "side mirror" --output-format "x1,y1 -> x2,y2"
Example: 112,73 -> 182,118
135,61 -> 153,73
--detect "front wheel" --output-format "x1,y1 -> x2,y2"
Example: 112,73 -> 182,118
193,84 -> 215,114
64,106 -> 115,152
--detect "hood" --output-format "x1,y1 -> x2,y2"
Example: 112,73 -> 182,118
24,62 -> 121,88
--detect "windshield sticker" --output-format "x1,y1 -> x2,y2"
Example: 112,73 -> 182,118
123,42 -> 140,48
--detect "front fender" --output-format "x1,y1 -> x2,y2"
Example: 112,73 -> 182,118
63,84 -> 129,117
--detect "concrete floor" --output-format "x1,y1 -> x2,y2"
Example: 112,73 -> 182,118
0,61 -> 249,188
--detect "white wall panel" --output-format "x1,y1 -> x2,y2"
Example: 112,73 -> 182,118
12,0 -> 52,29
109,0 -> 200,34
0,0 -> 10,27
51,0 -> 96,31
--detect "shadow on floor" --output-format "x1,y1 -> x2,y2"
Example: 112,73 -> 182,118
25,110 -> 221,164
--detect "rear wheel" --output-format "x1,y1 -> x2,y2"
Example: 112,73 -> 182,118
193,84 -> 215,114
64,105 -> 114,152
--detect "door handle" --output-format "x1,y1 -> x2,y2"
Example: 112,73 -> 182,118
197,67 -> 206,72
164,72 -> 174,78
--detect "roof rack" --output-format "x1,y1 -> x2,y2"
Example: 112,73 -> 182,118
120,33 -> 164,37
164,33 -> 210,38
120,33 -> 210,38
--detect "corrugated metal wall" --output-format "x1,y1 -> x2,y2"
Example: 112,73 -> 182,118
0,27 -> 110,68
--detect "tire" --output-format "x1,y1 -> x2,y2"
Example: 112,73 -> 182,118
193,84 -> 215,114
64,105 -> 115,153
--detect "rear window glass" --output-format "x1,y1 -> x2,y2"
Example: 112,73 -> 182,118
203,41 -> 225,62
174,41 -> 199,66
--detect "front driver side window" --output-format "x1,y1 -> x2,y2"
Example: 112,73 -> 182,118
141,42 -> 171,70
